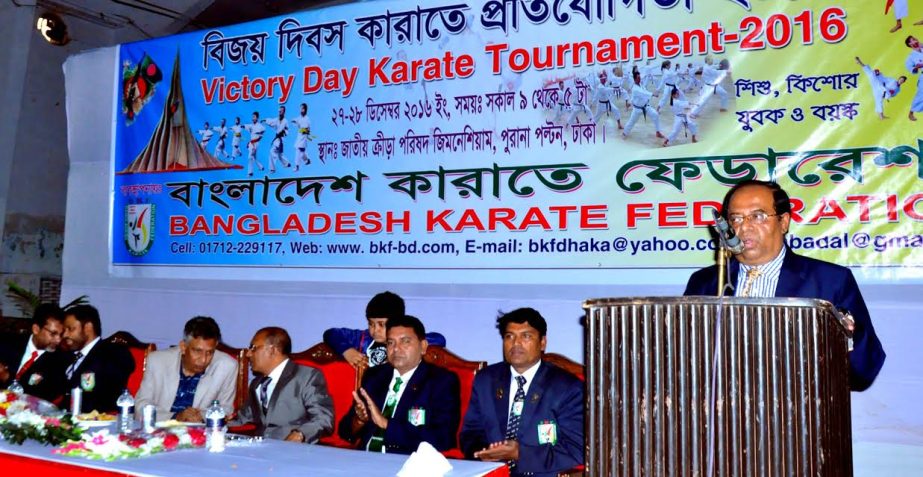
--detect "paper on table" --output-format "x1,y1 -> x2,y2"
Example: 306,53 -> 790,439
397,441 -> 453,477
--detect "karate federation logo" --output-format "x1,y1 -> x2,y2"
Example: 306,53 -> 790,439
125,203 -> 155,256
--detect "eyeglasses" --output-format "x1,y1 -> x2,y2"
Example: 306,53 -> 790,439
248,343 -> 272,352
728,211 -> 781,226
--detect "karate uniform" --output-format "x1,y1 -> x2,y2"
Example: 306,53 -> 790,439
212,125 -> 229,158
197,128 -> 214,149
666,98 -> 697,144
231,124 -> 244,158
861,65 -> 902,115
905,48 -> 923,112
623,83 -> 661,136
657,68 -> 682,110
263,117 -> 291,171
692,64 -> 729,116
244,122 -> 266,176
290,114 -> 312,169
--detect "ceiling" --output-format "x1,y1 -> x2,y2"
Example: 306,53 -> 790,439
30,0 -> 356,42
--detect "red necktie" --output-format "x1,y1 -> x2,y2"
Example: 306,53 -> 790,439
16,351 -> 39,380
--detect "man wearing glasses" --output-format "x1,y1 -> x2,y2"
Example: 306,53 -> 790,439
0,303 -> 70,401
135,316 -> 237,422
684,180 -> 886,391
230,327 -> 334,443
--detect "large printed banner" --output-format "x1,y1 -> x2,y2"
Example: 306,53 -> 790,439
112,0 -> 922,278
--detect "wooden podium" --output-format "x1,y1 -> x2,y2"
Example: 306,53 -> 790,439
583,297 -> 853,476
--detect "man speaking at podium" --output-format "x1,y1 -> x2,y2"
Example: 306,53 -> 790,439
684,180 -> 886,391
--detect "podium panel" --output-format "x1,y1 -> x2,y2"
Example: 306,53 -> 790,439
583,297 -> 852,476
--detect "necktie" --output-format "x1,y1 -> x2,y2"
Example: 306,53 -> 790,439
260,376 -> 272,414
66,351 -> 83,380
16,351 -> 39,381
368,376 -> 403,453
259,376 -> 272,415
505,376 -> 527,440
740,268 -> 762,297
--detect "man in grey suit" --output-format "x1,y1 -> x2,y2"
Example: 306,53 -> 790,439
135,316 -> 237,422
230,327 -> 334,443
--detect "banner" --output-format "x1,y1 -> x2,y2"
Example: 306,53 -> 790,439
111,0 -> 922,280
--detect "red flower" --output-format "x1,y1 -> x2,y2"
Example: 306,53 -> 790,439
128,438 -> 147,448
187,428 -> 206,447
118,434 -> 129,442
163,433 -> 179,450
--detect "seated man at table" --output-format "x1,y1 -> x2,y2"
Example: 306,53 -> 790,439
61,305 -> 135,413
230,326 -> 334,443
135,316 -> 237,422
324,291 -> 447,369
460,308 -> 584,477
0,303 -> 70,402
339,315 -> 460,454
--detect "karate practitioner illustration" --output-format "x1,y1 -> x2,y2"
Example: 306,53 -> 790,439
244,111 -> 266,176
691,57 -> 730,118
857,56 -> 906,119
663,87 -> 698,147
906,35 -> 923,121
262,105 -> 292,172
290,103 -> 313,170
887,0 -> 923,33
197,121 -> 214,150
230,116 -> 243,159
622,70 -> 663,140
657,60 -> 682,111
212,118 -> 229,159
591,69 -> 623,130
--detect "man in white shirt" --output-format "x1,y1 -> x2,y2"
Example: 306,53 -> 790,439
0,303 -> 69,402
262,105 -> 292,172
290,102 -> 313,170
244,111 -> 267,176
230,327 -> 333,443
904,35 -> 923,121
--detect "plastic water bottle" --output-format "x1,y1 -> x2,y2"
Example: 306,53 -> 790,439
205,399 -> 226,452
7,380 -> 24,394
116,389 -> 135,433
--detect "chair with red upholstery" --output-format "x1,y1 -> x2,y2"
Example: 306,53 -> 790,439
542,353 -> 586,477
104,331 -> 156,396
216,342 -> 250,413
290,342 -> 364,448
421,345 -> 486,459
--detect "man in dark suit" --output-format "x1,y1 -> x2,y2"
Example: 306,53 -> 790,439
684,180 -> 886,391
460,308 -> 584,477
339,315 -> 460,454
0,303 -> 70,402
61,305 -> 135,413
230,327 -> 334,443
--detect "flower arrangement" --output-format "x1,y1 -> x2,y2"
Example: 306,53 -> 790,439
55,426 -> 207,461
0,390 -> 82,446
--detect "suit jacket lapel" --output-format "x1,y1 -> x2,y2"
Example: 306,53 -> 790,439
773,249 -> 803,297
393,362 -> 427,420
492,366 -> 511,431
518,362 -> 547,433
267,360 -> 296,416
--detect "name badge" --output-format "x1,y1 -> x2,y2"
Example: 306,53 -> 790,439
537,420 -> 558,445
80,372 -> 96,392
511,401 -> 524,416
408,407 -> 426,426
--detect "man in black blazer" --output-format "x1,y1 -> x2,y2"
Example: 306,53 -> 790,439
339,315 -> 460,454
460,308 -> 584,477
61,305 -> 135,413
0,303 -> 70,402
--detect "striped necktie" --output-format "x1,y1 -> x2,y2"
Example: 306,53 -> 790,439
66,351 -> 83,380
259,376 -> 272,415
505,376 -> 527,439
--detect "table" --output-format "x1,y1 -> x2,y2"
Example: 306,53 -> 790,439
0,430 -> 507,477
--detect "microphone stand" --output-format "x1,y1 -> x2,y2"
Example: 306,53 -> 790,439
716,247 -> 729,297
